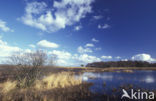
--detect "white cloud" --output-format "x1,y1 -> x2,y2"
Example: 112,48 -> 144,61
0,19 -> 14,32
49,50 -> 84,66
91,38 -> 99,43
115,56 -> 121,59
93,15 -> 103,20
0,39 -> 21,63
0,39 -> 41,64
24,49 -> 32,53
29,44 -> 35,48
48,51 -> 101,65
98,24 -> 110,29
37,40 -> 59,48
74,54 -> 101,63
48,50 -> 72,66
0,39 -> 102,66
49,50 -> 71,60
74,25 -> 82,31
55,59 -> 68,65
48,50 -> 101,66
101,55 -> 112,59
19,0 -> 94,32
95,47 -> 102,51
131,53 -> 156,63
85,43 -> 94,47
77,46 -> 92,53
121,59 -> 128,61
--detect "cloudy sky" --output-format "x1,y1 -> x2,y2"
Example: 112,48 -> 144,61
0,0 -> 156,66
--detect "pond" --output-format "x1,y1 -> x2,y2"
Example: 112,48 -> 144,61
80,70 -> 156,95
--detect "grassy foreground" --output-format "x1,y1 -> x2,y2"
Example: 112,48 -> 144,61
0,71 -> 93,101
0,65 -> 156,101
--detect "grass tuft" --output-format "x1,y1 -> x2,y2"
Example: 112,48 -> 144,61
35,72 -> 82,90
1,80 -> 17,93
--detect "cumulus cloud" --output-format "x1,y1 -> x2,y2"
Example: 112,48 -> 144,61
48,50 -> 102,66
37,40 -> 59,48
93,15 -> 103,20
74,25 -> 82,31
48,50 -> 72,66
98,24 -> 110,29
91,38 -> 99,42
49,50 -> 71,60
101,55 -> 112,59
85,43 -> 94,47
0,40 -> 21,57
77,46 -> 92,53
24,49 -> 32,53
48,50 -> 103,66
74,54 -> 101,63
0,19 -> 14,32
0,39 -> 22,63
115,56 -> 121,59
29,44 -> 35,48
121,59 -> 128,61
131,53 -> 156,63
19,0 -> 94,32
0,39 -> 103,66
55,59 -> 68,65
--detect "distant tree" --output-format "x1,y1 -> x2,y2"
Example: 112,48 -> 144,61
86,61 -> 155,68
81,64 -> 84,67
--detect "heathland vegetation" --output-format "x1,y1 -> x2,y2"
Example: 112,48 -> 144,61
0,50 -> 156,101
0,50 -> 93,101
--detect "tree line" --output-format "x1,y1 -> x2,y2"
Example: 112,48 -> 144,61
86,61 -> 156,68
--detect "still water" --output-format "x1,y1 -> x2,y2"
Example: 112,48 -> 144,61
81,70 -> 156,95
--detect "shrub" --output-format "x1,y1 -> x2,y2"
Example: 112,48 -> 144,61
8,50 -> 49,88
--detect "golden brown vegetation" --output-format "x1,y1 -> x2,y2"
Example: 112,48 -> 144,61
0,72 -> 82,92
0,72 -> 91,101
35,72 -> 82,90
0,65 -> 156,101
0,81 -> 17,93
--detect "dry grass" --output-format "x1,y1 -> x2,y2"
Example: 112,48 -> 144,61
0,83 -> 93,101
0,65 -> 156,101
0,72 -> 86,101
0,72 -> 82,92
35,72 -> 82,90
1,80 -> 17,93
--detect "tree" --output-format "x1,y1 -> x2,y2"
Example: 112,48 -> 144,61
8,50 -> 51,88
81,64 -> 84,67
9,50 -> 47,67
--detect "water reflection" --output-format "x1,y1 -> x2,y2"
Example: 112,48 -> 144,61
80,70 -> 156,94
82,72 -> 113,81
144,76 -> 155,83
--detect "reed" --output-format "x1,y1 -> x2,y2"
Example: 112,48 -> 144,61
35,72 -> 82,90
1,80 -> 17,93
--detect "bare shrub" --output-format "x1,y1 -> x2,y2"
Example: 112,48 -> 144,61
47,54 -> 57,66
8,50 -> 50,88
9,50 -> 47,67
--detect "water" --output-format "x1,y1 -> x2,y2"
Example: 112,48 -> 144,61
81,70 -> 156,95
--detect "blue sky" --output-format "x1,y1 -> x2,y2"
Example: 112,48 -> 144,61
0,0 -> 156,66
